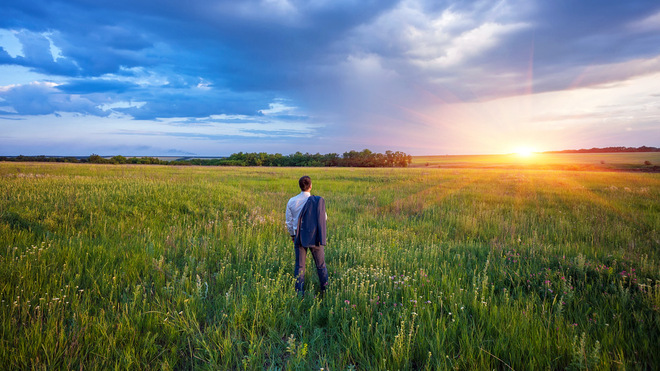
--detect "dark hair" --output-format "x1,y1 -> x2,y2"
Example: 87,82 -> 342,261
299,176 -> 312,191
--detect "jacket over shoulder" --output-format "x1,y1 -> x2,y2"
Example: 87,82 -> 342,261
295,195 -> 326,247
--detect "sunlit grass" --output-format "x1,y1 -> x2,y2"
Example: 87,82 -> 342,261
1,162 -> 658,369
412,151 -> 660,171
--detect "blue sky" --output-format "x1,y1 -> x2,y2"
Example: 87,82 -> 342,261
1,0 -> 659,156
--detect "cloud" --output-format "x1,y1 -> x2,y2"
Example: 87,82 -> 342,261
628,10 -> 660,33
0,82 -> 108,116
348,1 -> 529,69
1,0 -> 660,155
410,21 -> 528,69
57,79 -> 139,94
115,87 -> 273,120
2,30 -> 80,76
0,47 -> 13,63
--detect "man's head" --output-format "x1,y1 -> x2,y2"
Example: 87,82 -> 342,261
299,175 -> 312,192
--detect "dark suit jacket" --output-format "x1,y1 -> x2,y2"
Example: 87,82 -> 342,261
295,195 -> 326,247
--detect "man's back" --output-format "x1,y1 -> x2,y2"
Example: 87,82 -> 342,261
287,175 -> 329,295
295,195 -> 326,247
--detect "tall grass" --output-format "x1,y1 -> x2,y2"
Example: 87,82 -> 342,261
1,163 -> 658,369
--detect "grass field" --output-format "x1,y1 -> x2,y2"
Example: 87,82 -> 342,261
412,152 -> 660,172
1,160 -> 659,369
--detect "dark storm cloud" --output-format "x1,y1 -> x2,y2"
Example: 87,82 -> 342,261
0,0 -> 398,80
0,0 -> 403,121
2,31 -> 80,76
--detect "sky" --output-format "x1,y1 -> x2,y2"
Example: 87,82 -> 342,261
1,0 -> 660,156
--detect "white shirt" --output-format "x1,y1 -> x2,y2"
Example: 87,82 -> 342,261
285,191 -> 327,236
286,191 -> 311,236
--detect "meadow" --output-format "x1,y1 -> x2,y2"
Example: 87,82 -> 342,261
412,152 -> 660,172
1,160 -> 659,369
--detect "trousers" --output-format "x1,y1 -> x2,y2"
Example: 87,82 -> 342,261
294,244 -> 328,294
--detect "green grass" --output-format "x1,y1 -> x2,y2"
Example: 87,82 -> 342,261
1,162 -> 659,369
412,152 -> 660,172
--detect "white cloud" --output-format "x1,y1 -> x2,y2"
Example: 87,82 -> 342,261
628,10 -> 660,32
0,81 -> 60,92
259,100 -> 298,115
196,78 -> 212,90
412,21 -> 528,69
348,0 -> 529,72
99,101 -> 147,111
101,66 -> 170,87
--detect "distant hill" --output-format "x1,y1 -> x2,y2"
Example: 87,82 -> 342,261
544,146 -> 659,153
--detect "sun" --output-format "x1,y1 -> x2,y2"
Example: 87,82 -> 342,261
513,146 -> 536,157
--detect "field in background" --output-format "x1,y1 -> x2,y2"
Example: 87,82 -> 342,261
1,161 -> 659,369
412,152 -> 660,172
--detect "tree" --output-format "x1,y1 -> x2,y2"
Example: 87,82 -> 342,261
88,154 -> 106,163
110,155 -> 127,164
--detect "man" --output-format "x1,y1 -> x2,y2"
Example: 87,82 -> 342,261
285,175 -> 328,295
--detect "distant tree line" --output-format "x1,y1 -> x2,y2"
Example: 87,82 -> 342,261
0,149 -> 413,167
0,155 -> 85,163
213,149 -> 412,167
545,146 -> 660,153
0,154 -> 168,165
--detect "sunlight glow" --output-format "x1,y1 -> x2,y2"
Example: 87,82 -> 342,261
513,146 -> 536,157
